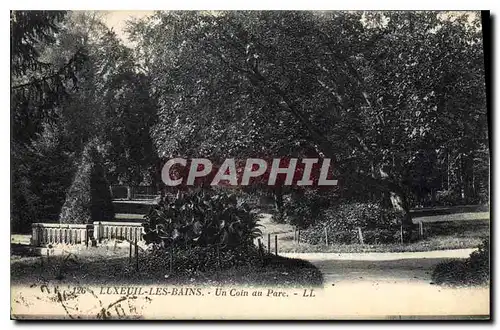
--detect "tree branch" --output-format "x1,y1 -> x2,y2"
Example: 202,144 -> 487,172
11,49 -> 83,90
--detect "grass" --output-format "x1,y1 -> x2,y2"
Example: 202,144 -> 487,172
413,212 -> 490,223
258,207 -> 489,254
277,236 -> 484,254
114,213 -> 145,221
273,219 -> 489,254
11,234 -> 31,245
410,205 -> 489,217
10,244 -> 323,287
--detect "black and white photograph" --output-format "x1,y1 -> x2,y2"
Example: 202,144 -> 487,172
9,9 -> 491,319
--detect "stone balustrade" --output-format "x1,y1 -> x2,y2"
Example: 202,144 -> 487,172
93,221 -> 144,242
31,221 -> 144,247
31,223 -> 92,247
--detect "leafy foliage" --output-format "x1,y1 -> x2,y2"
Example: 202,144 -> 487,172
11,123 -> 75,232
299,202 -> 405,245
10,11 -> 489,237
11,11 -> 67,76
143,190 -> 262,249
282,190 -> 332,228
432,237 -> 489,285
468,237 -> 490,277
11,12 -> 159,232
128,11 -> 488,222
11,10 -> 88,144
321,202 -> 403,231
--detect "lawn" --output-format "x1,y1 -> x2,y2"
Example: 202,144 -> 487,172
413,212 -> 490,223
276,235 -> 485,254
114,213 -> 145,221
263,216 -> 489,254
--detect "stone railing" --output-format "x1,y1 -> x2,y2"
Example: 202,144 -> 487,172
31,221 -> 145,247
93,221 -> 144,242
31,223 -> 93,247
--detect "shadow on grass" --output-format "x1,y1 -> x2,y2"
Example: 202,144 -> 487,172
11,247 -> 323,288
424,220 -> 489,237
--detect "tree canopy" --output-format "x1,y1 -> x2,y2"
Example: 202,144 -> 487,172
11,10 -> 489,233
128,11 -> 488,210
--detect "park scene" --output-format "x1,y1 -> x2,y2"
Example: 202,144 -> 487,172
11,11 -> 489,317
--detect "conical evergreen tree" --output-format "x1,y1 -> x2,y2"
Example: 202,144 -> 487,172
59,140 -> 114,224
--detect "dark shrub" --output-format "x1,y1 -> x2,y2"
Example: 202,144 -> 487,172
59,140 -> 114,224
321,202 -> 402,232
143,190 -> 262,250
300,202 -> 405,245
301,227 -> 401,245
282,190 -> 331,228
435,189 -> 462,206
362,229 -> 401,244
11,129 -> 75,232
432,260 -> 470,284
90,157 -> 115,221
270,209 -> 287,224
469,238 -> 490,268
432,238 -> 490,285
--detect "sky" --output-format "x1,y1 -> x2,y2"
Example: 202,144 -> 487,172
101,10 -> 480,45
101,10 -> 154,44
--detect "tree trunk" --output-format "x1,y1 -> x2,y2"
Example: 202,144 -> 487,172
274,186 -> 284,216
463,152 -> 475,204
387,187 -> 414,241
446,149 -> 450,190
244,64 -> 414,237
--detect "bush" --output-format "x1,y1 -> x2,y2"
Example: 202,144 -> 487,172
11,128 -> 75,232
143,190 -> 262,250
300,227 -> 402,245
435,189 -> 462,206
432,238 -> 490,285
59,140 -> 114,224
321,202 -> 402,232
362,229 -> 402,244
299,202 -> 405,245
282,190 -> 331,228
469,237 -> 490,273
270,210 -> 287,224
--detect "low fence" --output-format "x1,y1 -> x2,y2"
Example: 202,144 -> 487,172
31,223 -> 93,247
293,225 -> 405,246
294,217 -> 489,246
93,221 -> 144,242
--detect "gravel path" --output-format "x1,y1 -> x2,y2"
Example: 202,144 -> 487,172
281,249 -> 475,261
256,212 -> 479,285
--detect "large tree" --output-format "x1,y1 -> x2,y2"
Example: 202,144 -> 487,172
11,11 -> 159,231
128,11 -> 488,235
11,11 -> 86,231
59,139 -> 114,224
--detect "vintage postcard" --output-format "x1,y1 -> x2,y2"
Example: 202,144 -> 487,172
10,10 -> 490,320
